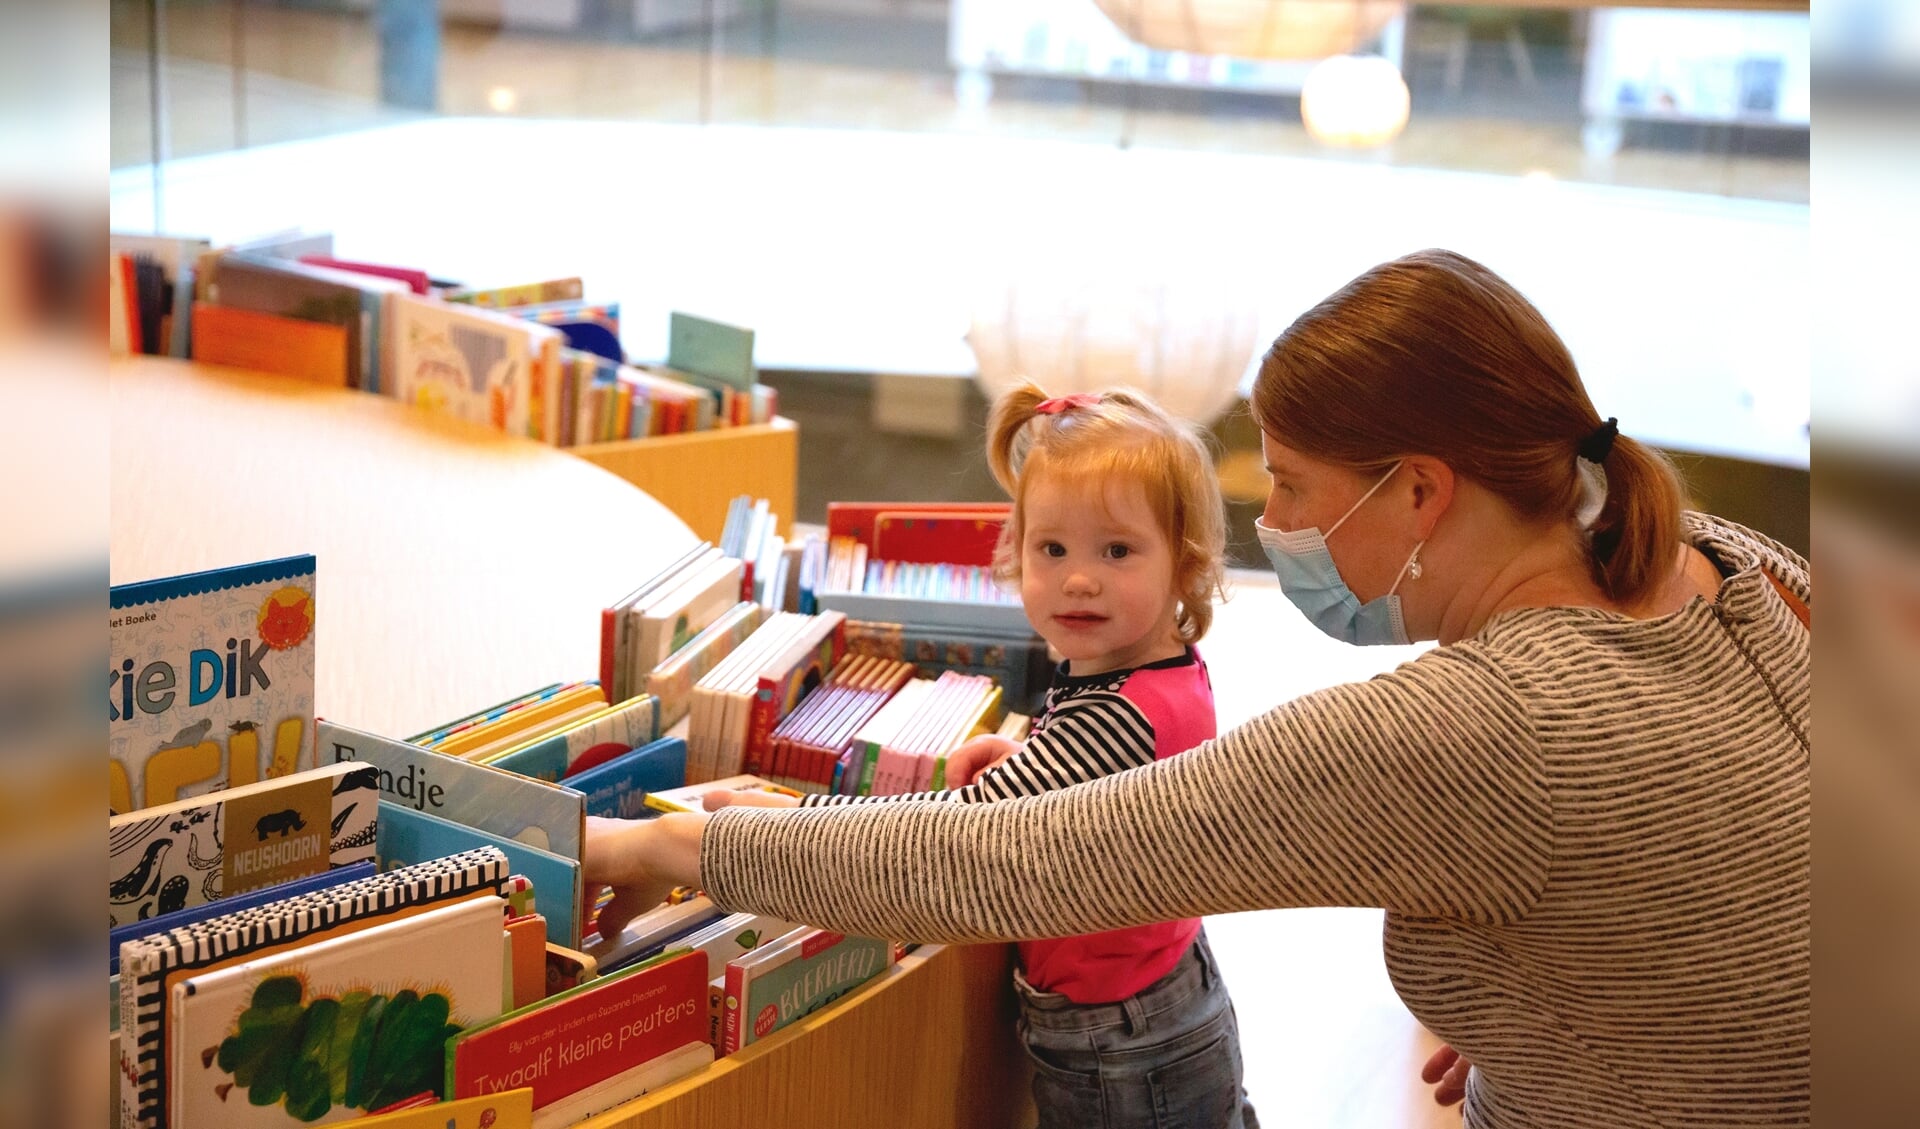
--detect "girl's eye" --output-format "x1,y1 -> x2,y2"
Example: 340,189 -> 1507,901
1104,544 -> 1132,560
1039,542 -> 1066,558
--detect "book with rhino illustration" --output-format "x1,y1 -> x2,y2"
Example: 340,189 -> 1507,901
168,894 -> 506,1126
108,761 -> 380,928
111,554 -> 318,815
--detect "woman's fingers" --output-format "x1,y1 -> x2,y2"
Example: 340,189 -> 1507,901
702,789 -> 802,811
1420,1044 -> 1460,1083
1420,1044 -> 1471,1106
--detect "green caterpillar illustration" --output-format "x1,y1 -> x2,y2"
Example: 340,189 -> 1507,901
206,975 -> 460,1121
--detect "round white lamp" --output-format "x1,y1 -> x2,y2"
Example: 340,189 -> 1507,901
1301,54 -> 1410,147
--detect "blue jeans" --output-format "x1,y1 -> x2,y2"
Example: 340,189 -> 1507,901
1014,931 -> 1260,1129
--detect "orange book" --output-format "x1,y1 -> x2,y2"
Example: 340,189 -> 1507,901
191,302 -> 350,387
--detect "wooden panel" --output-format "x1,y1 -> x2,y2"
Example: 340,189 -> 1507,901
572,419 -> 799,544
578,943 -> 1034,1129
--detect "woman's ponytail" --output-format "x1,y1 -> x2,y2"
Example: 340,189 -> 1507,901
1586,433 -> 1688,606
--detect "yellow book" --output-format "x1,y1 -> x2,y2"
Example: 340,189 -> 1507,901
354,1089 -> 534,1127
434,684 -> 607,759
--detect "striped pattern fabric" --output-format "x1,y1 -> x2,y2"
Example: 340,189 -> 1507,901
705,514 -> 1810,1128
799,672 -> 1159,806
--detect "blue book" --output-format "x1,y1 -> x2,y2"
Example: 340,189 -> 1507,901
107,859 -> 377,975
376,800 -> 583,948
560,736 -> 688,820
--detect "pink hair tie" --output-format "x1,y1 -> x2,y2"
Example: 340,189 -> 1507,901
1034,393 -> 1099,415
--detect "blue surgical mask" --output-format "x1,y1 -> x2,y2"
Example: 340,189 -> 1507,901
1254,461 -> 1425,647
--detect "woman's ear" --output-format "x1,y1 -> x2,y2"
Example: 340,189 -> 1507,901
1403,456 -> 1455,540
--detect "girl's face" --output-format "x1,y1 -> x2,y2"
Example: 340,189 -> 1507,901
1019,471 -> 1185,676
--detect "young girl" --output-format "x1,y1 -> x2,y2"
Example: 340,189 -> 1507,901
709,383 -> 1258,1129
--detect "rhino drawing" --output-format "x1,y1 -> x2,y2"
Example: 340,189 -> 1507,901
254,810 -> 307,840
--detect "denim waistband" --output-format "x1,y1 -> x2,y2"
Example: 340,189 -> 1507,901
1012,932 -> 1218,1034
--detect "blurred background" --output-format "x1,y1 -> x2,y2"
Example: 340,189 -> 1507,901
106,0 -> 1812,565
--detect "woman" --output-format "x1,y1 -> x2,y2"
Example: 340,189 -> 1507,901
587,249 -> 1810,1128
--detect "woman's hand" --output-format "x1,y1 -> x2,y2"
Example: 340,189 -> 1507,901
1420,1043 -> 1473,1107
943,734 -> 1022,787
702,788 -> 802,811
582,814 -> 708,939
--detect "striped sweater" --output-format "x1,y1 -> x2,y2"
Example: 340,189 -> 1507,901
704,514 -> 1810,1128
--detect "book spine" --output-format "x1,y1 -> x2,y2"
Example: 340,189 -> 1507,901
721,961 -> 748,1055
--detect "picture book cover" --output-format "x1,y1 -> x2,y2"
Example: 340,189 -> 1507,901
721,930 -> 892,1054
375,801 -> 582,948
388,292 -> 563,443
169,895 -> 506,1126
640,601 -> 762,730
119,848 -> 510,1129
318,721 -> 586,860
442,278 -> 583,309
111,554 -> 318,816
108,761 -> 379,928
446,950 -> 709,1115
354,1089 -> 533,1128
557,736 -> 687,821
824,501 -> 1008,556
427,683 -> 606,762
481,694 -> 661,782
111,861 -> 377,976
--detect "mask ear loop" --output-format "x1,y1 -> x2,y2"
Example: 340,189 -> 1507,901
1325,459 -> 1406,539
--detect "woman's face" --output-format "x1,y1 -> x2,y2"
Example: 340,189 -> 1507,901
1260,432 -> 1414,604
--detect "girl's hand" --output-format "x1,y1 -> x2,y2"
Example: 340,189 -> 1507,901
583,814 -> 706,938
1420,1043 -> 1473,1107
943,734 -> 1023,787
703,788 -> 802,811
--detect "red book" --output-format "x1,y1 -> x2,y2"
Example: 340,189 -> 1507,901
299,255 -> 431,294
447,950 -> 708,1111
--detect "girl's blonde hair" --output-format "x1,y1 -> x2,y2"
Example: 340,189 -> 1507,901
986,382 -> 1227,644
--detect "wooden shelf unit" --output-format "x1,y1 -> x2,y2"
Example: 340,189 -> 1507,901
571,418 -> 799,544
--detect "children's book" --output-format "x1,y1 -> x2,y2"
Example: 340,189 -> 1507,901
375,802 -> 583,948
720,929 -> 893,1054
317,721 -> 586,860
442,278 -> 583,308
666,311 -> 755,392
108,761 -> 379,928
190,303 -> 351,386
405,683 -> 564,747
168,894 -> 506,1126
205,252 -> 408,393
387,292 -> 564,444
824,501 -> 1009,561
558,736 -> 688,820
846,617 -> 1051,715
583,895 -> 720,968
424,683 -> 606,761
354,1090 -> 534,1128
640,601 -> 763,730
685,614 -> 813,784
599,544 -> 715,702
742,612 -> 847,776
118,848 -> 510,1129
445,950 -> 711,1122
110,860 -> 377,976
481,694 -> 661,781
628,555 -> 746,681
296,254 -> 431,295
110,233 -> 213,357
111,554 -> 318,815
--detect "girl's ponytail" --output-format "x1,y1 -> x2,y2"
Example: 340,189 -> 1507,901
1586,431 -> 1688,606
986,381 -> 1049,496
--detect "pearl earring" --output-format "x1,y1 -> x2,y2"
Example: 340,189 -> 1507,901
1406,545 -> 1424,581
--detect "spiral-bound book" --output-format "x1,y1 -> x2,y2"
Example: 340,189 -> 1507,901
117,847 -> 510,1129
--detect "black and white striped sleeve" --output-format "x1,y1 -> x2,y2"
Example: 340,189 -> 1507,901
798,692 -> 1157,807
